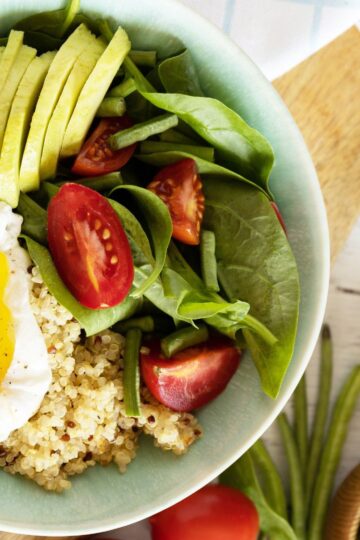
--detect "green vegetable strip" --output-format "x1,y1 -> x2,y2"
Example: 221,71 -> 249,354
277,413 -> 306,540
59,0 -> 80,36
97,97 -> 126,117
200,230 -> 220,292
161,323 -> 209,358
123,328 -> 142,417
293,374 -> 308,474
308,366 -> 360,540
140,141 -> 215,162
108,77 -> 136,98
129,50 -> 157,67
306,324 -> 333,512
160,128 -> 196,145
124,55 -> 156,92
113,316 -> 155,334
109,113 -> 178,150
250,439 -> 288,520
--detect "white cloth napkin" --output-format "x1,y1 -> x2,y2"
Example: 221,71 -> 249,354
103,1 -> 360,538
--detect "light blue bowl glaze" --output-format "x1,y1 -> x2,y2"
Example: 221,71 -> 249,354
0,0 -> 330,535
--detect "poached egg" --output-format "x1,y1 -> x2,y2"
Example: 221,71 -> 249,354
0,202 -> 51,442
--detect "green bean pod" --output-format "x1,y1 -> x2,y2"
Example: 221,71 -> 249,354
200,230 -> 220,292
97,97 -> 126,117
306,324 -> 333,511
294,374 -> 308,474
123,328 -> 142,417
308,366 -> 360,540
161,323 -> 209,358
109,113 -> 178,150
108,77 -> 136,98
277,413 -> 306,539
250,439 -> 288,520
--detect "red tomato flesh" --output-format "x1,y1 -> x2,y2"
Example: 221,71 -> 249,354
271,201 -> 287,233
71,116 -> 137,176
147,158 -> 205,245
140,337 -> 241,411
150,484 -> 259,540
47,183 -> 134,309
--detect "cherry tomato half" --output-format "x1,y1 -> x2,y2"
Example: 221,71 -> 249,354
140,337 -> 241,412
47,183 -> 134,309
147,159 -> 205,245
271,201 -> 287,233
71,116 -> 137,176
150,484 -> 259,540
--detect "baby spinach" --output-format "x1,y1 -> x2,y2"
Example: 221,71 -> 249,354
158,49 -> 204,96
14,0 -> 80,38
17,193 -> 47,245
110,185 -> 172,298
135,90 -> 274,191
220,453 -> 297,540
23,236 -> 140,336
203,178 -> 300,398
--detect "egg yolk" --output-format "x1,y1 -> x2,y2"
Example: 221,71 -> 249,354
0,252 -> 15,383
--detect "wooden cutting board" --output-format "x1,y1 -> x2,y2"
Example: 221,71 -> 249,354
1,25 -> 360,540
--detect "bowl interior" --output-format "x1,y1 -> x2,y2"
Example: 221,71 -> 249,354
0,0 -> 329,535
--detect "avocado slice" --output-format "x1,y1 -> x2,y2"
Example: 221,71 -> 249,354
40,36 -> 105,181
19,24 -> 93,193
61,27 -> 131,157
0,53 -> 54,208
0,30 -> 24,93
0,45 -> 36,150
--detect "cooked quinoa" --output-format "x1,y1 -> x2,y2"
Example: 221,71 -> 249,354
0,267 -> 202,492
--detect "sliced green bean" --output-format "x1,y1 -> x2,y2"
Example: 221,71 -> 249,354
306,324 -> 333,511
159,128 -> 196,145
109,113 -> 178,150
200,230 -> 220,292
56,172 -> 123,192
277,413 -> 305,539
108,77 -> 136,98
124,55 -> 155,92
308,365 -> 360,540
294,374 -> 308,474
140,141 -> 214,162
250,439 -> 288,520
161,323 -> 209,358
97,97 -> 126,117
129,50 -> 157,68
123,328 -> 142,417
113,316 -> 155,334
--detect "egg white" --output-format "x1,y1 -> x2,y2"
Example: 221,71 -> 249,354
0,202 -> 51,442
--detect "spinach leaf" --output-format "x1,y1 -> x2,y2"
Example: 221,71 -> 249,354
136,150 -> 267,195
158,49 -> 204,96
56,172 -> 123,193
16,193 -> 47,245
135,90 -> 274,190
110,185 -> 172,298
220,453 -> 297,540
23,236 -> 140,336
203,178 -> 300,398
14,0 -> 80,38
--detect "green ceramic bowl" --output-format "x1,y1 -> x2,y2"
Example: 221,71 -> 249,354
0,0 -> 330,535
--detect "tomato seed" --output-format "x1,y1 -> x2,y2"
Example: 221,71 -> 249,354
110,255 -> 118,265
94,219 -> 102,230
105,242 -> 113,251
102,228 -> 111,240
64,232 -> 73,241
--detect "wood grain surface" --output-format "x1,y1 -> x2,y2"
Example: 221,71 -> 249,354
1,26 -> 360,540
274,26 -> 360,261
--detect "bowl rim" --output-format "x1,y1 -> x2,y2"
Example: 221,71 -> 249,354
0,0 -> 330,535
